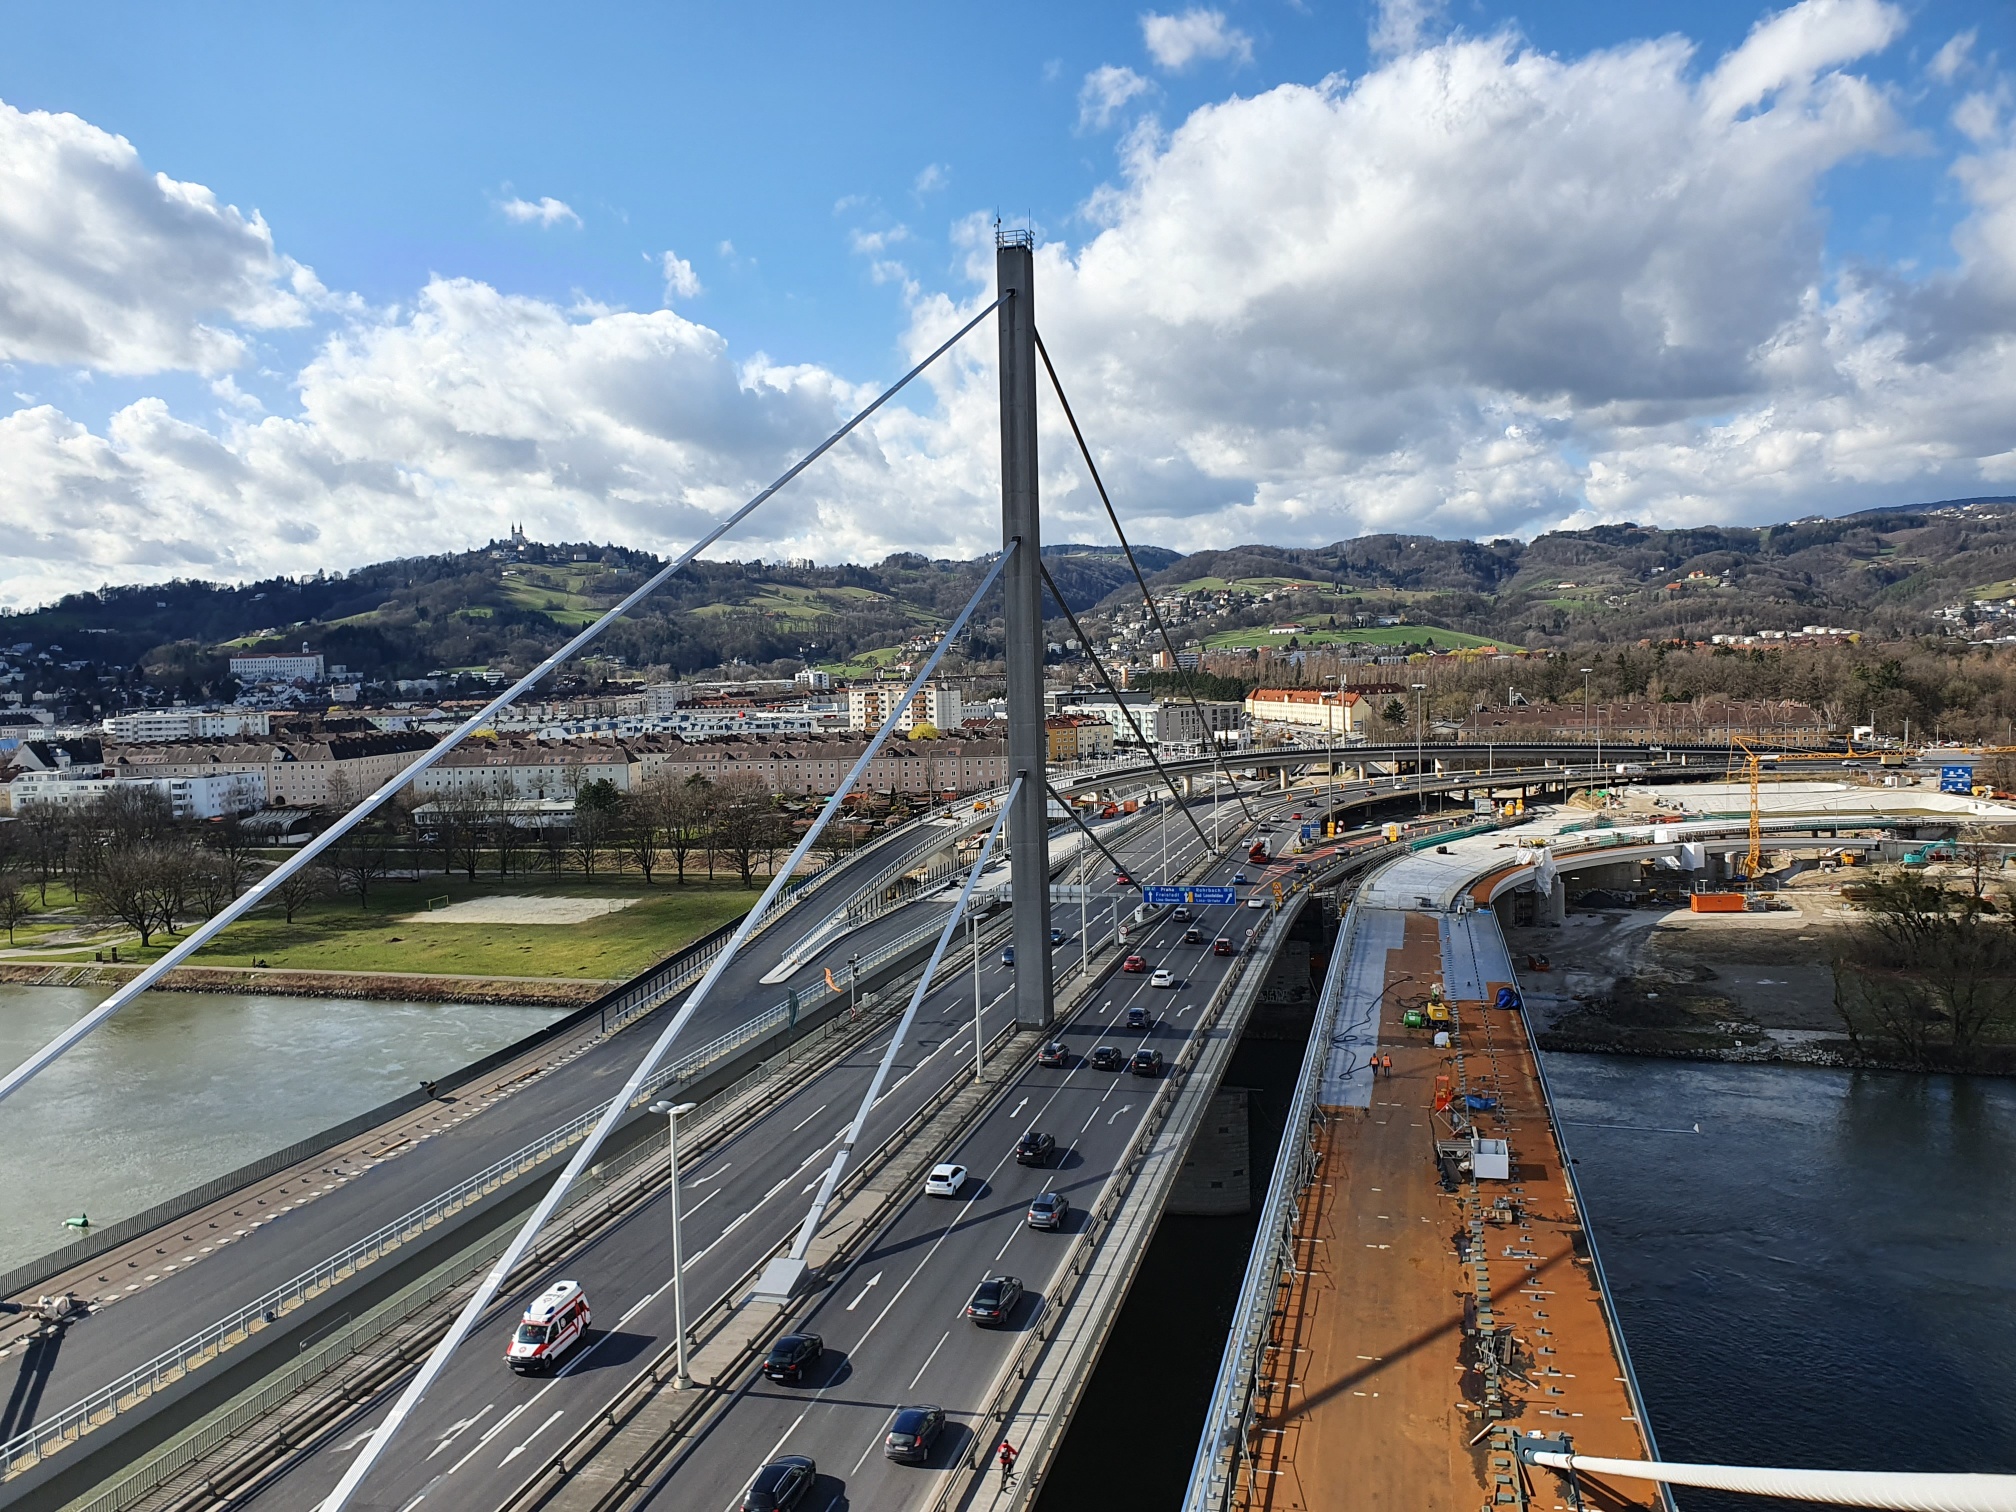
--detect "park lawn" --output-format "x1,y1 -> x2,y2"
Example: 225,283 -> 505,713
116,877 -> 758,981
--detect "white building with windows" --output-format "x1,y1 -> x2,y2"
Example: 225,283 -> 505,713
229,650 -> 325,684
105,708 -> 272,742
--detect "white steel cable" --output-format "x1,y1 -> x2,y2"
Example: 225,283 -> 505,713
0,296 -> 1004,1112
1529,1453 -> 2016,1511
785,775 -> 1020,1261
315,545 -> 1013,1512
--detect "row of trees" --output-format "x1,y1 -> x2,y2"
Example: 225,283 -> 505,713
1833,866 -> 2016,1070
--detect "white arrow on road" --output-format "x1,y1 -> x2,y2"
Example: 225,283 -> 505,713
846,1272 -> 884,1311
1108,1104 -> 1134,1125
1010,1097 -> 1028,1120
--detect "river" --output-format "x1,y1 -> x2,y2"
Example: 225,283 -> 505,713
0,983 -> 567,1278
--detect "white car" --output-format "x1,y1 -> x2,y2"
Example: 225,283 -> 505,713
1247,897 -> 1267,909
1150,968 -> 1176,988
925,1162 -> 968,1197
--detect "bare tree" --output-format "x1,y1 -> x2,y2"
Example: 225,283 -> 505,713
572,778 -> 623,880
199,813 -> 262,901
272,865 -> 330,923
319,827 -> 393,911
432,787 -> 492,879
709,775 -> 783,888
0,881 -> 31,944
665,775 -> 711,884
621,790 -> 662,884
88,842 -> 182,948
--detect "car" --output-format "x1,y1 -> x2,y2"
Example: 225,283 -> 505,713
1294,861 -> 1311,874
1247,897 -> 1268,909
1038,1040 -> 1071,1068
965,1274 -> 1024,1326
1213,936 -> 1235,956
1113,870 -> 1133,885
506,1280 -> 592,1373
1126,1003 -> 1150,1028
1122,954 -> 1148,973
742,1455 -> 817,1512
1091,1045 -> 1125,1070
1027,1191 -> 1071,1230
762,1332 -> 824,1383
1182,925 -> 1203,944
1150,968 -> 1176,989
1289,812 -> 1303,820
1233,872 -> 1248,885
1171,905 -> 1192,921
1001,945 -> 1015,967
925,1162 -> 968,1197
884,1405 -> 946,1463
1049,928 -> 1066,945
1015,1130 -> 1056,1166
1130,1048 -> 1165,1077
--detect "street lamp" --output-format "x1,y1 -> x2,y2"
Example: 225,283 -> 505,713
1580,668 -> 1594,785
1411,683 -> 1428,813
647,1099 -> 700,1389
848,953 -> 861,1020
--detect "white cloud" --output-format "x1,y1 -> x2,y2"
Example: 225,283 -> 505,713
1368,0 -> 1446,57
1140,9 -> 1253,71
498,195 -> 581,228
8,1 -> 2016,610
1078,65 -> 1154,132
0,99 -> 315,375
1928,29 -> 1977,84
914,163 -> 949,194
849,225 -> 911,255
660,251 -> 703,301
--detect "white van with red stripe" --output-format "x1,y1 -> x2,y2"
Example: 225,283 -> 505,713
506,1280 -> 591,1373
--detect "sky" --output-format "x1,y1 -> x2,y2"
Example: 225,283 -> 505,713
1,0 -> 2012,608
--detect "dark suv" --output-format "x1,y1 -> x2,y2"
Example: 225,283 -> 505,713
761,1332 -> 823,1383
965,1274 -> 1024,1327
1037,1040 -> 1071,1068
1015,1130 -> 1056,1166
1090,1045 -> 1125,1070
1129,1048 -> 1165,1078
1027,1191 -> 1071,1230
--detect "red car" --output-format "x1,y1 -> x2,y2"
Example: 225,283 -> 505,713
1122,954 -> 1148,973
1212,937 -> 1235,957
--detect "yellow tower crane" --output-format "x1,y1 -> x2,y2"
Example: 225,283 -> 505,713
1730,737 -> 1763,879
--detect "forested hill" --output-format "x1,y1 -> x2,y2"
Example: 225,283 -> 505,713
6,498 -> 2016,699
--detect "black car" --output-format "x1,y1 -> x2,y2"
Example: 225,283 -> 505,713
1294,861 -> 1311,874
1037,1040 -> 1071,1068
1090,1045 -> 1125,1070
1049,927 -> 1066,945
884,1404 -> 946,1463
1129,1048 -> 1165,1077
742,1455 -> 816,1511
761,1332 -> 823,1383
965,1274 -> 1024,1327
1015,1130 -> 1056,1166
1182,925 -> 1203,944
1027,1191 -> 1071,1230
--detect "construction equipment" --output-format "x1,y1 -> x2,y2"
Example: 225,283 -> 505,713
1730,738 -> 1764,879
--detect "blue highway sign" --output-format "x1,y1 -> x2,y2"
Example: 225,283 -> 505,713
1145,885 -> 1237,906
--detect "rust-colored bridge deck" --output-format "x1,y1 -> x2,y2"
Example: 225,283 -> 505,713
1237,909 -> 1657,1512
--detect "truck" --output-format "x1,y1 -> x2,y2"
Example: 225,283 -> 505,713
1614,762 -> 1646,777
1248,841 -> 1270,864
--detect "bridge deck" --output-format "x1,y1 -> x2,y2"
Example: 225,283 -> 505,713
1238,904 -> 1655,1512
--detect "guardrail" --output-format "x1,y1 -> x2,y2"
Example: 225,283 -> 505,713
0,896 -> 987,1483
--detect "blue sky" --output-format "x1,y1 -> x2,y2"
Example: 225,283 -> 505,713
1,0 -> 2013,604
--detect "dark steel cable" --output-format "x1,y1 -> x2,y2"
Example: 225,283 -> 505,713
1039,560 -> 1216,858
1045,781 -> 1147,898
1033,326 -> 1258,825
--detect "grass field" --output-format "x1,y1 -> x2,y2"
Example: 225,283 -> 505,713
1203,623 -> 1515,651
18,878 -> 758,981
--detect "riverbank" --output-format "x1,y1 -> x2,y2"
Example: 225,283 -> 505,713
0,960 -> 610,1005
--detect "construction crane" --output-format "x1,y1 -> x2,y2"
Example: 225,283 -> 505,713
1730,737 -> 1763,879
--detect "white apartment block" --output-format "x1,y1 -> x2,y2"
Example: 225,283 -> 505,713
847,682 -> 962,732
104,708 -> 272,742
10,766 -> 266,819
228,651 -> 325,684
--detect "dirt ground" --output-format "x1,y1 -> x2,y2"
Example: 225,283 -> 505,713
1507,876 -> 1864,1059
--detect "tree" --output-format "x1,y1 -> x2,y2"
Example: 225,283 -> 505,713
709,775 -> 782,887
1380,698 -> 1407,728
432,787 -> 493,879
620,789 -> 664,885
572,778 -> 623,879
88,841 -> 185,948
272,865 -> 330,924
319,827 -> 393,911
1833,871 -> 2016,1064
199,813 -> 262,902
21,811 -> 69,905
0,881 -> 32,944
664,775 -> 711,883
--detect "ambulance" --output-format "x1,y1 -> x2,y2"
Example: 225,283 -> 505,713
506,1280 -> 592,1373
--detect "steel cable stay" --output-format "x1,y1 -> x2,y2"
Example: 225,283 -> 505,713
0,295 -> 1006,1113
1037,560 -> 1218,859
310,545 -> 1018,1512
1521,1448 -> 2016,1512
1031,325 -> 1258,829
772,775 -> 1022,1290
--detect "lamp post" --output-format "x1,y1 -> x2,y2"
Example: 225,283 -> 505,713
1580,668 -> 1594,788
848,953 -> 861,1021
1412,683 -> 1428,813
646,1099 -> 699,1389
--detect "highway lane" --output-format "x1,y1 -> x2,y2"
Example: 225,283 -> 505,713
629,847 -> 1265,1512
0,815 -> 1037,1443
229,800 -> 1249,1512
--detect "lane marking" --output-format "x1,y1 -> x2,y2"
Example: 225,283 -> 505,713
691,1162 -> 732,1185
500,1409 -> 564,1466
846,1272 -> 883,1311
397,1496 -> 427,1512
1108,1104 -> 1135,1126
1010,1097 -> 1028,1120
789,1104 -> 828,1133
447,1400 -> 526,1475
728,1412 -> 810,1512
427,1403 -> 492,1459
908,1329 -> 950,1390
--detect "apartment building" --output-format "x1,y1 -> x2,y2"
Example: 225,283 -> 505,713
846,681 -> 963,732
1244,687 -> 1367,736
104,708 -> 272,742
412,738 -> 635,800
103,732 -> 437,806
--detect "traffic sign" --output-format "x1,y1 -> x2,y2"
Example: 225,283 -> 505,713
1940,764 -> 1975,794
1144,885 -> 1237,906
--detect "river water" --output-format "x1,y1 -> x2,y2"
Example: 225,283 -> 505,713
0,984 -> 567,1278
1546,1054 -> 2016,1508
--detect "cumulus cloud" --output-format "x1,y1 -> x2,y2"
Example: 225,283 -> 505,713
0,99 -> 316,375
1078,65 -> 1154,131
499,195 -> 581,228
1928,29 -> 1977,84
1369,0 -> 1446,57
6,0 -> 2016,609
660,250 -> 703,301
1140,9 -> 1253,71
914,163 -> 949,194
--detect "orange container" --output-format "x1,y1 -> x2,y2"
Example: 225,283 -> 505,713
1689,893 -> 1747,913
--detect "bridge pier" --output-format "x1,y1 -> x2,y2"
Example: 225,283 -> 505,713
1168,1087 -> 1251,1215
